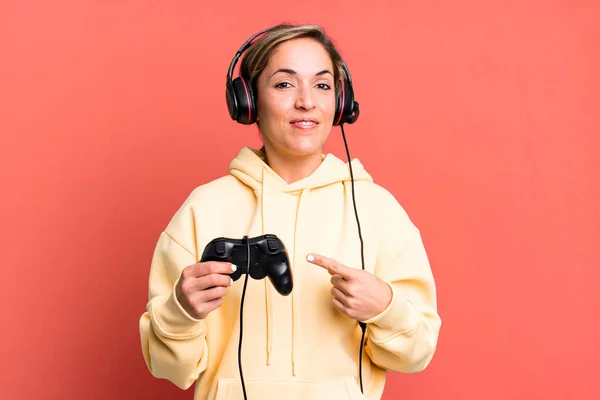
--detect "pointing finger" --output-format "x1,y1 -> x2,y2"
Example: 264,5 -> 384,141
306,254 -> 353,279
306,254 -> 335,273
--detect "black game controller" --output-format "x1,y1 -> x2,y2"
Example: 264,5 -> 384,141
200,234 -> 293,296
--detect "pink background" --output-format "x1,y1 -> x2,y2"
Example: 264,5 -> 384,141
1,1 -> 599,399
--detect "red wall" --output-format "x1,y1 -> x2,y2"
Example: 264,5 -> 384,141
2,1 -> 599,399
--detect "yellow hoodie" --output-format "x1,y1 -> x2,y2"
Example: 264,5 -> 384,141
139,146 -> 441,400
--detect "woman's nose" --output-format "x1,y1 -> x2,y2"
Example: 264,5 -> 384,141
294,85 -> 315,110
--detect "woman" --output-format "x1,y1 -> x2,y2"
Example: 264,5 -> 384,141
139,24 -> 441,400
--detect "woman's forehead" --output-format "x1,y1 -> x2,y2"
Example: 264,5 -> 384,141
265,38 -> 333,75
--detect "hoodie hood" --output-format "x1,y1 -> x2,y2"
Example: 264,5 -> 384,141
229,146 -> 373,193
228,146 -> 373,375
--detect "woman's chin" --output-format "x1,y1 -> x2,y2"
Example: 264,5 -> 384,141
286,132 -> 328,153
284,140 -> 323,157
264,131 -> 328,158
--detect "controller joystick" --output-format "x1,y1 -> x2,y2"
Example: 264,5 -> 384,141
200,234 -> 293,296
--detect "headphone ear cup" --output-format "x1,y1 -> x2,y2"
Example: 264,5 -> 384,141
226,80 -> 239,122
229,77 -> 256,125
342,81 -> 359,124
334,77 -> 357,126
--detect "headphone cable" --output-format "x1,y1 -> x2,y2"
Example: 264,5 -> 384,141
340,123 -> 367,394
238,236 -> 250,400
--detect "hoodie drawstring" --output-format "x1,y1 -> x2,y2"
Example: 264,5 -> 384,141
291,188 -> 309,376
265,280 -> 274,365
261,169 -> 274,366
260,169 -> 308,376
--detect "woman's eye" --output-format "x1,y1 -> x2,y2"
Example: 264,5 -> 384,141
316,83 -> 331,90
275,82 -> 292,89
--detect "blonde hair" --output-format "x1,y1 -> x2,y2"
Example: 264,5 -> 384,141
240,24 -> 347,98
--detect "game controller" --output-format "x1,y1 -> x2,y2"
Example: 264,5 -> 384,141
200,234 -> 293,296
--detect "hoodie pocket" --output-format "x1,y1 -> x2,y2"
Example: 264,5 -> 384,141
214,376 -> 364,400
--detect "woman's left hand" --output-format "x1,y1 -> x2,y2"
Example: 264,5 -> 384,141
306,253 -> 393,322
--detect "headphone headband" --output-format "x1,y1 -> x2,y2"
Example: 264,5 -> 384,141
227,28 -> 270,82
225,26 -> 359,126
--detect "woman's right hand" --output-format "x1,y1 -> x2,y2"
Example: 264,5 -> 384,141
175,261 -> 236,320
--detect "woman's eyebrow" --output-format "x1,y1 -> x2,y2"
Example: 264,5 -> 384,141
270,68 -> 333,78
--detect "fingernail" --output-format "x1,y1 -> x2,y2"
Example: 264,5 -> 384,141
230,277 -> 233,286
231,264 -> 237,272
306,254 -> 314,263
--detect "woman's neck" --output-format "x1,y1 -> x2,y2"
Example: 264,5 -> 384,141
261,146 -> 323,184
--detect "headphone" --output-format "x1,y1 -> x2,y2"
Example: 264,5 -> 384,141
225,27 -> 360,126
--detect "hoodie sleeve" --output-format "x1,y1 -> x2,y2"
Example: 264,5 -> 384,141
138,229 -> 209,390
361,197 -> 442,373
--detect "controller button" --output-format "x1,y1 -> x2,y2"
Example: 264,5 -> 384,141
267,239 -> 279,252
215,241 -> 226,255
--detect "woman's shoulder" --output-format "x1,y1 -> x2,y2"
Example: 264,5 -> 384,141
162,175 -> 254,245
343,158 -> 409,217
186,175 -> 250,201
167,174 -> 251,216
355,179 -> 404,209
354,179 -> 416,228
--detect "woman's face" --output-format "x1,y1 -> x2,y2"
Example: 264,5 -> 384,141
255,37 -> 336,159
